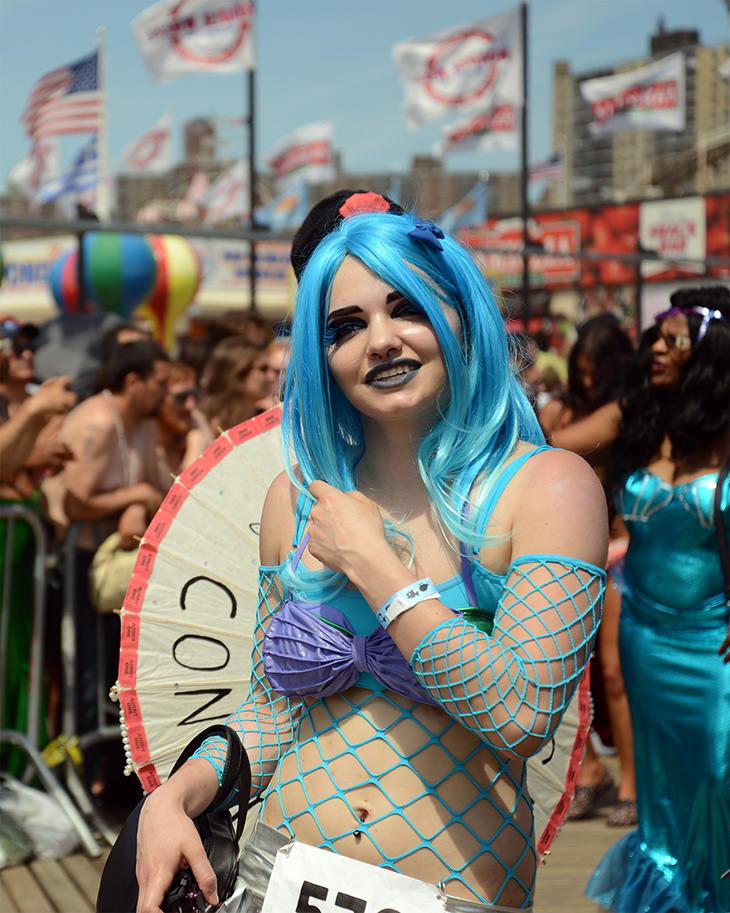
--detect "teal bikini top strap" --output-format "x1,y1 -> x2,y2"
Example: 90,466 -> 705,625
473,444 -> 553,540
292,491 -> 314,549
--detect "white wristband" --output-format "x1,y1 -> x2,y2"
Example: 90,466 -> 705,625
376,578 -> 440,630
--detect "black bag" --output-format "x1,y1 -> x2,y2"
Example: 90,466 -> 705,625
97,724 -> 250,913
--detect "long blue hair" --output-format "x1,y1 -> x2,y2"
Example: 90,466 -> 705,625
282,208 -> 543,552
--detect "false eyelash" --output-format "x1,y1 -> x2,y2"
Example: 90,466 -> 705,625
323,326 -> 340,348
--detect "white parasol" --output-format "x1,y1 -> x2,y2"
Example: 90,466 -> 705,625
113,404 -> 587,858
114,407 -> 284,794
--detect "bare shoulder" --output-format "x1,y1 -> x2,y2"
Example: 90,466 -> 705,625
522,444 -> 602,483
63,394 -> 110,431
61,395 -> 113,450
259,469 -> 299,566
509,445 -> 609,568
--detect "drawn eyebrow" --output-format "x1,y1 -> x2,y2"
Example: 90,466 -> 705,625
327,290 -> 405,325
326,305 -> 361,324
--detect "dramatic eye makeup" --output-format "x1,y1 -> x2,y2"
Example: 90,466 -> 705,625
324,291 -> 427,348
391,297 -> 426,319
324,307 -> 365,347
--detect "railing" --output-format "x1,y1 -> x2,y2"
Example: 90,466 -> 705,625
0,504 -> 103,857
59,522 -> 123,847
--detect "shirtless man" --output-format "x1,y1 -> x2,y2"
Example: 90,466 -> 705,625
55,339 -> 169,793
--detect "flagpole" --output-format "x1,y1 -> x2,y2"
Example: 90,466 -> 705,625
520,0 -> 530,334
248,68 -> 257,312
95,26 -> 111,221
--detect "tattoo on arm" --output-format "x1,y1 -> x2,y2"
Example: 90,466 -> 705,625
82,424 -> 102,455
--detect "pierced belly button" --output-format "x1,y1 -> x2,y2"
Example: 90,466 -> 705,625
353,809 -> 367,837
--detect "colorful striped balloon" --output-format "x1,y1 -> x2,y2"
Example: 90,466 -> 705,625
48,232 -> 157,317
49,248 -> 88,314
135,235 -> 201,352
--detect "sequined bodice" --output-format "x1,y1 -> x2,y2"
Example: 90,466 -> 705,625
616,469 -> 729,615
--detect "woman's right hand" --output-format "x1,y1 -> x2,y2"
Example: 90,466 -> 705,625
135,763 -> 220,913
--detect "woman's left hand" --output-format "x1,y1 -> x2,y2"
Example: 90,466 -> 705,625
307,480 -> 390,578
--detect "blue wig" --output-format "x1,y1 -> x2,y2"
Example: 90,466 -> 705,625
282,208 -> 543,551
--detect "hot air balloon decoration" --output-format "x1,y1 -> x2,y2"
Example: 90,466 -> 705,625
135,235 -> 201,352
49,232 -> 157,317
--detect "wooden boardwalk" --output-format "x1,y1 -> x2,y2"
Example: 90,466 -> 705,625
534,801 -> 624,912
0,852 -> 109,913
1,767 -> 626,913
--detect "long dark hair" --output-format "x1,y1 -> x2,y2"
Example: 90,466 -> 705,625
605,286 -> 730,495
564,314 -> 633,415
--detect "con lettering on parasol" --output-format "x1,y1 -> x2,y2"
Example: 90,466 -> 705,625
113,407 -> 285,794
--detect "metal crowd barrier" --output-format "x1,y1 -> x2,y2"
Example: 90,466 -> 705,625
60,522 -> 123,846
0,503 -> 102,857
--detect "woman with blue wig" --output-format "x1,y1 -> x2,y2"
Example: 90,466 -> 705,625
134,196 -> 608,912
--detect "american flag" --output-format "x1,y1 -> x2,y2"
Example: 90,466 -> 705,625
22,52 -> 101,140
528,155 -> 565,185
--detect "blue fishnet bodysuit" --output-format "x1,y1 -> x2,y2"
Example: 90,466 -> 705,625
195,447 -> 605,907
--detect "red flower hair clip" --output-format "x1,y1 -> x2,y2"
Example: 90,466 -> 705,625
338,192 -> 391,219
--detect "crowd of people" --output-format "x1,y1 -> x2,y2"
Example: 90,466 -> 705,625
1,191 -> 728,913
0,310 -> 286,795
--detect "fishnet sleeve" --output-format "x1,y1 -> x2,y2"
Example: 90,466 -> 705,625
411,555 -> 605,759
192,568 -> 303,805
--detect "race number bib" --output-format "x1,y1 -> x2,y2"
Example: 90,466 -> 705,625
260,842 -> 445,913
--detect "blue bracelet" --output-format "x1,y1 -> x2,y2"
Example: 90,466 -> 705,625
376,578 -> 440,630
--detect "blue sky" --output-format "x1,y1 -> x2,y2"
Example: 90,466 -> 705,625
1,0 -> 728,192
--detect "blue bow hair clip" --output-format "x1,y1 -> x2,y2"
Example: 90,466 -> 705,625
408,219 -> 445,252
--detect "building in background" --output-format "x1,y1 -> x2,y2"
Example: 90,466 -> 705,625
307,153 -> 519,223
115,117 -> 242,225
548,21 -> 729,209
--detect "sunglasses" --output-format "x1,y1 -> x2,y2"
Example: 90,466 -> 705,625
657,330 -> 691,351
2,339 -> 35,356
170,388 -> 198,404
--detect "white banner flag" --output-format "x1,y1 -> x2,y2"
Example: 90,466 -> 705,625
132,0 -> 255,84
9,138 -> 60,203
434,104 -> 518,158
393,7 -> 522,129
264,121 -> 335,189
121,115 -> 173,173
580,52 -> 685,136
201,160 -> 249,224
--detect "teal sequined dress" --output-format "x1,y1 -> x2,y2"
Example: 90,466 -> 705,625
587,469 -> 730,913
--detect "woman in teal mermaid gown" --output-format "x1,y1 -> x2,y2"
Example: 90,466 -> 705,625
587,287 -> 730,913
